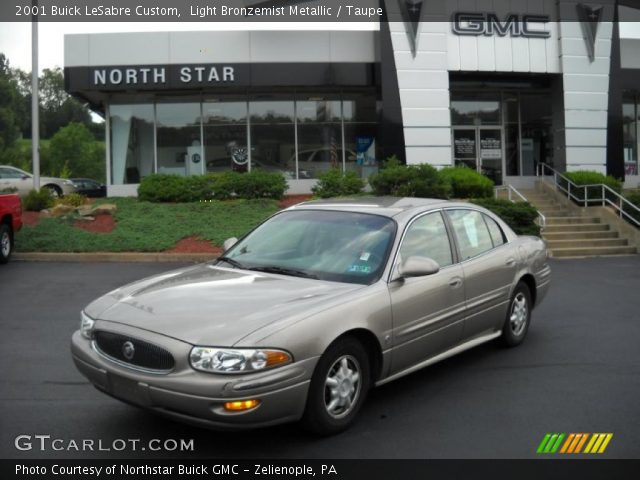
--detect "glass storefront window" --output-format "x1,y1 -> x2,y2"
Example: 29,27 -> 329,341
249,100 -> 296,179
343,96 -> 379,177
623,92 -> 639,176
451,96 -> 501,125
107,94 -> 379,185
296,100 -> 342,179
156,103 -> 202,176
109,104 -> 155,185
203,101 -> 248,173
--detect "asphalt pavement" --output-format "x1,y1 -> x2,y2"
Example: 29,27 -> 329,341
0,258 -> 639,459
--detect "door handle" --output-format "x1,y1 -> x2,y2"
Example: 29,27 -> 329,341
449,277 -> 463,288
505,257 -> 516,266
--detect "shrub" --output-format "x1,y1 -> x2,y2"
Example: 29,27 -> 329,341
138,171 -> 287,203
0,186 -> 18,194
623,191 -> 640,225
312,168 -> 365,198
369,156 -> 451,198
471,198 -> 541,236
55,192 -> 87,207
561,170 -> 623,203
439,166 -> 494,198
233,170 -> 288,200
23,189 -> 55,212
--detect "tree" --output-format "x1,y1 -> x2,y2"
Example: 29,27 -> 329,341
45,122 -> 105,181
0,54 -> 25,152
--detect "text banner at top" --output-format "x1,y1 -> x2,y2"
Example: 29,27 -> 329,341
1,0 -> 618,22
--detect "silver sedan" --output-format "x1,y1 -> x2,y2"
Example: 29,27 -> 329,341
71,197 -> 551,434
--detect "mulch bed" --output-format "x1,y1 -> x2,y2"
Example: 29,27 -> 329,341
22,211 -> 41,226
278,194 -> 313,209
166,236 -> 222,255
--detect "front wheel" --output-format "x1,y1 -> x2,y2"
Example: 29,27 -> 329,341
302,337 -> 370,435
43,185 -> 62,198
501,281 -> 532,347
0,224 -> 13,264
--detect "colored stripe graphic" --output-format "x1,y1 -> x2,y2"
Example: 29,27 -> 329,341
538,433 -> 613,454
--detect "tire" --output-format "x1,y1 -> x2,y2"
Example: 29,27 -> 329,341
43,185 -> 62,198
0,224 -> 12,264
302,337 -> 371,435
501,281 -> 532,347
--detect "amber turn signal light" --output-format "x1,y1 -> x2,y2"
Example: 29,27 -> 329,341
223,399 -> 261,412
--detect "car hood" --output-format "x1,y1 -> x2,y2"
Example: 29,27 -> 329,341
85,264 -> 363,346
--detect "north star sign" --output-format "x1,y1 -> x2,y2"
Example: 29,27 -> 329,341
91,65 -> 237,88
452,12 -> 551,38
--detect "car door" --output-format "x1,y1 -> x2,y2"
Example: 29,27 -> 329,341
387,210 -> 466,375
0,167 -> 28,196
444,208 -> 518,341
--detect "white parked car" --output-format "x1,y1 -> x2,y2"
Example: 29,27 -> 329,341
0,165 -> 77,197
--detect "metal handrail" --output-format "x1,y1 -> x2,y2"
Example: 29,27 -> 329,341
494,184 -> 546,228
536,163 -> 640,228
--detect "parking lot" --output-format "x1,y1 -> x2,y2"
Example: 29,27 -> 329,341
1,257 -> 639,459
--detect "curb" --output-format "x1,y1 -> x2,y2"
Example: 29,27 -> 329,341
13,252 -> 218,263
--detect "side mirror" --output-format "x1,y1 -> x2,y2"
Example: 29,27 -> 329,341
395,256 -> 440,280
223,237 -> 238,252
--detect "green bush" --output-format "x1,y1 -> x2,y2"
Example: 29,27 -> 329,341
138,171 -> 287,203
439,166 -> 494,198
55,192 -> 87,207
369,156 -> 451,198
232,170 -> 288,200
561,170 -> 623,204
623,191 -> 640,225
471,198 -> 541,236
312,168 -> 365,198
23,189 -> 55,212
0,186 -> 18,194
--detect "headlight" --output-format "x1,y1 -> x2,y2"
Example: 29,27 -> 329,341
80,311 -> 95,339
189,347 -> 292,374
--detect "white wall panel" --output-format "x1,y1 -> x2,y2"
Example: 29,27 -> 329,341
459,36 -> 479,70
566,148 -> 607,167
64,34 -> 89,67
396,70 -> 449,89
399,90 -> 451,108
564,110 -> 608,129
169,32 -> 250,64
406,147 -> 452,166
395,51 -> 448,70
565,129 -> 608,147
402,108 -> 451,127
564,92 -> 609,111
563,74 -> 610,93
250,31 -> 330,62
404,128 -> 451,146
88,33 -> 170,66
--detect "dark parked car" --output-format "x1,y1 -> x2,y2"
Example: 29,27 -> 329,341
71,178 -> 106,198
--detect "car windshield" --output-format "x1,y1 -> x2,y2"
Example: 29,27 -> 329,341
218,210 -> 396,285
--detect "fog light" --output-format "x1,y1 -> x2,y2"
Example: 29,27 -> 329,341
223,399 -> 261,412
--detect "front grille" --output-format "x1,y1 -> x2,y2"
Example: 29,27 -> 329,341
93,331 -> 175,372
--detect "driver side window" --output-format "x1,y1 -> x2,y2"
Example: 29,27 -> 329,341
400,212 -> 453,268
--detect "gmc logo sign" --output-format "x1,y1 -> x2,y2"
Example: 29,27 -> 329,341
452,12 -> 551,38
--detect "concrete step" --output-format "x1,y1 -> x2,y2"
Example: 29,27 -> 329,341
544,216 -> 601,225
539,209 -> 573,217
546,238 -> 629,249
543,223 -> 610,233
550,245 -> 637,258
543,230 -> 619,240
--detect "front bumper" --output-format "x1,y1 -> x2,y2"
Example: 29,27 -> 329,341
70,326 -> 317,430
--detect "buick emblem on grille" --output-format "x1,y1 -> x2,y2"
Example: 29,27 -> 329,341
122,341 -> 135,361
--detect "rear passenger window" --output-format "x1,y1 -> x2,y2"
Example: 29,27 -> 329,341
484,215 -> 506,247
400,212 -> 453,268
446,209 -> 494,260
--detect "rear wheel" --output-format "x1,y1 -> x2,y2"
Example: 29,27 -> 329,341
43,185 -> 62,198
0,224 -> 12,264
302,337 -> 370,435
501,281 -> 532,347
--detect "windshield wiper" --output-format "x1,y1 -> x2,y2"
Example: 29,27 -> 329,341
247,266 -> 319,279
216,256 -> 246,269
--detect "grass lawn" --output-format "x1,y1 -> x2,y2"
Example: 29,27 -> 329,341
15,197 -> 280,252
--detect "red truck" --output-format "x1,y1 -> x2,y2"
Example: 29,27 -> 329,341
0,193 -> 22,264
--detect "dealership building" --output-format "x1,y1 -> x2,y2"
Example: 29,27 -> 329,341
63,0 -> 640,196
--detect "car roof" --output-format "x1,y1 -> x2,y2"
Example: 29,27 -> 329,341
288,197 -> 475,219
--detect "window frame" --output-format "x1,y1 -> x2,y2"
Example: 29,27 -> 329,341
443,207 -> 507,263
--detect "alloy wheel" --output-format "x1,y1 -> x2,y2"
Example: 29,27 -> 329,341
324,355 -> 361,419
510,292 -> 528,336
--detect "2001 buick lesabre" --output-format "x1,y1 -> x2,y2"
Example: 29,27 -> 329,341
71,197 -> 551,435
